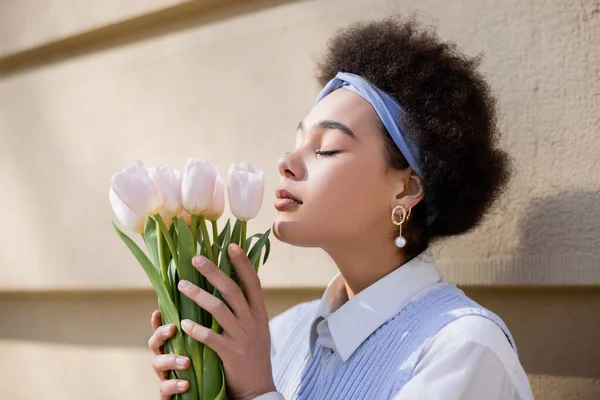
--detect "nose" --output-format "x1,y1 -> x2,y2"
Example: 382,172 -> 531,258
277,151 -> 305,181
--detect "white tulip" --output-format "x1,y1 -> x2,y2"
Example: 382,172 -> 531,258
181,159 -> 218,215
147,165 -> 181,218
204,174 -> 225,221
111,161 -> 163,216
109,187 -> 145,234
228,162 -> 264,221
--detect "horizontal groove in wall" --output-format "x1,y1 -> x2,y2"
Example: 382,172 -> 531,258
0,0 -> 296,77
2,285 -> 600,296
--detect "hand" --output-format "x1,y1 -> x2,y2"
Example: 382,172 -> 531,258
148,310 -> 191,399
178,243 -> 276,400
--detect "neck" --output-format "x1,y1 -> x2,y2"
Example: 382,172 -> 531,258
323,233 -> 408,299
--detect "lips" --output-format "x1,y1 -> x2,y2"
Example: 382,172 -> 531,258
276,188 -> 302,204
275,188 -> 303,211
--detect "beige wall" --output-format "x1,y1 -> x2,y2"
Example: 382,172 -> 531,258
1,0 -> 599,399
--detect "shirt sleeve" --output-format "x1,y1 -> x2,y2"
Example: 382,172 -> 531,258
253,392 -> 286,400
393,316 -> 533,400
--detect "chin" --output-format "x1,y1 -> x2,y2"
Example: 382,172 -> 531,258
272,216 -> 320,248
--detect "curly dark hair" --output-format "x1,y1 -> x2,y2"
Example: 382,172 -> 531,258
316,15 -> 513,257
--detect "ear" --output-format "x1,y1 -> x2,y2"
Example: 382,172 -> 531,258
390,168 -> 425,209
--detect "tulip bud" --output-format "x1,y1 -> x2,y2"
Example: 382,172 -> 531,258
228,162 -> 264,221
147,165 -> 182,218
181,159 -> 218,215
204,174 -> 225,221
111,161 -> 163,216
109,187 -> 145,234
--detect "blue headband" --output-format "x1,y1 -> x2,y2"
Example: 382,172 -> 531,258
315,72 -> 437,225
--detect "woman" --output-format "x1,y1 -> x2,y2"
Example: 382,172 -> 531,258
148,16 -> 534,400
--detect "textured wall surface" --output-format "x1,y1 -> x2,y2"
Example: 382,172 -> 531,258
1,0 -> 599,399
1,0 -> 599,290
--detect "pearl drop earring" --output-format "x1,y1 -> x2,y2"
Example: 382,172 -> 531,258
391,205 -> 411,248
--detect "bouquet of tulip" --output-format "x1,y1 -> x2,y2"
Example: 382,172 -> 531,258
109,159 -> 270,400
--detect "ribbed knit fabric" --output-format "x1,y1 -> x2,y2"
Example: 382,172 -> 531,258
270,283 -> 516,400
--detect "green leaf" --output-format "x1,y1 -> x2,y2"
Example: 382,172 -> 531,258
231,219 -> 242,246
168,258 -> 180,310
203,343 -> 224,399
245,233 -> 261,250
214,362 -> 229,400
198,240 -> 212,328
176,218 -> 204,395
112,223 -> 198,399
248,229 -> 271,272
263,236 -> 271,264
114,222 -> 178,322
215,224 -> 236,294
218,219 -> 231,247
142,217 -> 160,270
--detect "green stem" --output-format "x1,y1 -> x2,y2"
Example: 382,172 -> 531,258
211,220 -> 220,262
211,220 -> 219,245
155,215 -> 178,267
191,214 -> 199,252
240,220 -> 247,252
157,227 -> 170,292
198,216 -> 215,262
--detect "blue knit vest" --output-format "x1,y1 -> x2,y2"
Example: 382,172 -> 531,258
270,283 -> 516,400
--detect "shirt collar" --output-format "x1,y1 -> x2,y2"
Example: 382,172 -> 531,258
309,248 -> 443,361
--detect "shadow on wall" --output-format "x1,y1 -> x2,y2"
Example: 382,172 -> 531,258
494,191 -> 600,284
465,191 -> 600,385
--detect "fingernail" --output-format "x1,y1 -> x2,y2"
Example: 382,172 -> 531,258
178,280 -> 190,289
177,381 -> 187,391
229,243 -> 243,255
176,357 -> 188,368
193,255 -> 207,268
181,319 -> 192,330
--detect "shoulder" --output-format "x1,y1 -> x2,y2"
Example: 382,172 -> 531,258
415,315 -> 532,398
422,315 -> 516,364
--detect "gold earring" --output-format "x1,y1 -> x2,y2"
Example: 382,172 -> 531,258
391,205 -> 411,248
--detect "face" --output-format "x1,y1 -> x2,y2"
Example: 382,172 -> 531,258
273,89 -> 407,249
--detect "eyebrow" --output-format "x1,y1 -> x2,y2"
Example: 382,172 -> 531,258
297,120 -> 358,140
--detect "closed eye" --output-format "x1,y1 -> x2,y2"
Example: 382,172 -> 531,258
315,150 -> 341,157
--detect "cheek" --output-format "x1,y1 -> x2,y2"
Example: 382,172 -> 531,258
302,156 -> 389,238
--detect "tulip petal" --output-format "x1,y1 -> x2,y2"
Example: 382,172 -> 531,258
228,163 -> 264,221
109,187 -> 145,234
111,161 -> 163,216
181,159 -> 218,215
204,174 -> 225,221
149,165 -> 182,218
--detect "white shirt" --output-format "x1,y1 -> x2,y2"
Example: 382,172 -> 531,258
258,250 -> 534,400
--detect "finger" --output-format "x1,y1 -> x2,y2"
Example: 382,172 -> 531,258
152,354 -> 190,379
178,280 -> 244,338
191,255 -> 250,316
159,379 -> 189,398
148,324 -> 176,355
228,243 -> 266,311
151,310 -> 162,331
181,319 -> 228,356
